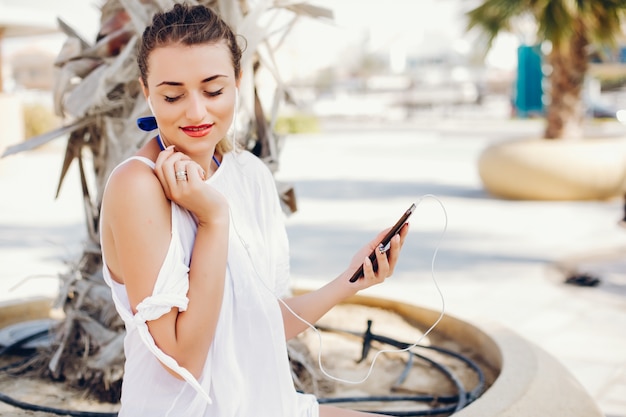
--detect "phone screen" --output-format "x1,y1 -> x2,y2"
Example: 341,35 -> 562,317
349,203 -> 416,282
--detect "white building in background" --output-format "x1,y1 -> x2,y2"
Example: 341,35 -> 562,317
0,1 -> 61,149
0,2 -> 59,91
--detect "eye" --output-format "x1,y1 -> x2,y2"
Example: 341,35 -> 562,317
164,95 -> 182,103
205,88 -> 224,97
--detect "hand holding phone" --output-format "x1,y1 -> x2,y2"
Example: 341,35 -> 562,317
349,203 -> 415,283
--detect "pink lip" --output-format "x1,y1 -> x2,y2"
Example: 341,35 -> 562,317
180,124 -> 213,138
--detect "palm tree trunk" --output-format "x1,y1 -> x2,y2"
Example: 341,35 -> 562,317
544,18 -> 588,140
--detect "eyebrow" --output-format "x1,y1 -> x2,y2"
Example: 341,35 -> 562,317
156,74 -> 227,87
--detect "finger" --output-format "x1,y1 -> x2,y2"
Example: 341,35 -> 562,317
173,161 -> 190,183
398,222 -> 409,244
158,149 -> 189,167
185,161 -> 206,184
163,154 -> 192,187
385,234 -> 402,275
154,146 -> 176,195
388,223 -> 409,272
374,242 -> 390,278
167,153 -> 191,172
361,255 -> 374,279
154,146 -> 174,177
176,160 -> 203,189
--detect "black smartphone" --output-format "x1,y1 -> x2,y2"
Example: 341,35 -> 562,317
349,203 -> 416,283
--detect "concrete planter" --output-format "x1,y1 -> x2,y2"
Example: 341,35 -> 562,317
0,295 -> 604,416
478,137 -> 626,200
0,297 -> 53,329
340,294 -> 603,417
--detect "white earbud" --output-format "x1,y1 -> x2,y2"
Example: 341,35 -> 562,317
147,97 -> 155,114
232,88 -> 239,150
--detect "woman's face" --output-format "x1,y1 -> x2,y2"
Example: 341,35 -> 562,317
143,41 -> 238,156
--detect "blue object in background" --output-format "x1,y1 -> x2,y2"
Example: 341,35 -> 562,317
515,45 -> 544,117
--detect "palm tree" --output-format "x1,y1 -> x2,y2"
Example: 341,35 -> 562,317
466,0 -> 626,140
2,0 -> 331,403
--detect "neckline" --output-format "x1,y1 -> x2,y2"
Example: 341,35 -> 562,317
206,151 -> 229,184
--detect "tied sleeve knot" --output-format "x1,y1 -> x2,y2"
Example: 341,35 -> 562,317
133,293 -> 189,325
132,293 -> 213,405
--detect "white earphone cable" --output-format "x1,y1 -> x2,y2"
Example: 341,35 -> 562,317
231,88 -> 239,150
231,193 -> 448,385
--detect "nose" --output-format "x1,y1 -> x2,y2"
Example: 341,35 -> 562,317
185,93 -> 206,122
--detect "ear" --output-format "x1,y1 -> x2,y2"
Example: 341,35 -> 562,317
139,77 -> 149,100
235,71 -> 242,89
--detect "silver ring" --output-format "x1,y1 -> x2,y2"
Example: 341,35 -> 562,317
175,170 -> 187,181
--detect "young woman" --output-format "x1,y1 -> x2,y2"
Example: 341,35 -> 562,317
99,4 -> 408,416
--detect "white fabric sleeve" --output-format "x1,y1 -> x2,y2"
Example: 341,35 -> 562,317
131,210 -> 213,405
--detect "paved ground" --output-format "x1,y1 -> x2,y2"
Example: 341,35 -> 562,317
1,115 -> 626,415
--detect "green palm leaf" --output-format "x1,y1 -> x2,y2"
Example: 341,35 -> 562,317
466,0 -> 626,139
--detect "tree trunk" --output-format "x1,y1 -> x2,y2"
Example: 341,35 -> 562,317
544,18 -> 589,140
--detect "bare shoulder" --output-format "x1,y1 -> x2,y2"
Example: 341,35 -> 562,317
101,158 -> 171,286
103,159 -> 167,215
101,158 -> 171,246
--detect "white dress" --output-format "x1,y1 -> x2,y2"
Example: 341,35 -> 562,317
101,150 -> 319,417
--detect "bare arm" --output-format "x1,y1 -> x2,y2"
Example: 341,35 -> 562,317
279,225 -> 408,340
102,149 -> 229,379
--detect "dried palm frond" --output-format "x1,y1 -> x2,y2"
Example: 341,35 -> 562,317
2,0 -> 332,402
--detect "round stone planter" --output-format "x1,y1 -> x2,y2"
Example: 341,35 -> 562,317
478,137 -> 626,200
0,297 -> 54,329
339,294 -> 603,417
0,295 -> 604,416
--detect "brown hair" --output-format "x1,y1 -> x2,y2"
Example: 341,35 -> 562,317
138,3 -> 243,152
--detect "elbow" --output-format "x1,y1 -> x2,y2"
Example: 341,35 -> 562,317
160,356 -> 204,381
164,365 -> 186,381
155,340 -> 206,380
178,358 -> 205,380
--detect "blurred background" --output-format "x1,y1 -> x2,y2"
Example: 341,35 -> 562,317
3,0 -> 626,138
1,1 -> 626,416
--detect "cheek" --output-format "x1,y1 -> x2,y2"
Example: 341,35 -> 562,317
215,96 -> 236,119
220,97 -> 235,113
